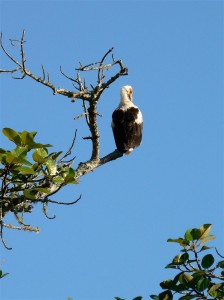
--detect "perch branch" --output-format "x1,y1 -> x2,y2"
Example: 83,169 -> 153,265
75,150 -> 123,179
0,31 -> 128,247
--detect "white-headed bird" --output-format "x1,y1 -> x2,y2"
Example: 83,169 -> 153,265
111,86 -> 143,155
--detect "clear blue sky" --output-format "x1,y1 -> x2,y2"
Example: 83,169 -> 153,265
0,1 -> 223,299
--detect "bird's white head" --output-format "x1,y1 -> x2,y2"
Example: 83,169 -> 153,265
120,85 -> 133,102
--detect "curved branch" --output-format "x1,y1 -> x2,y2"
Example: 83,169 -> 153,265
43,194 -> 82,205
0,31 -> 91,100
75,150 -> 123,179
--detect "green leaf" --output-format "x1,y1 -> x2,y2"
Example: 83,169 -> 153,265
32,152 -> 45,164
192,270 -> 206,279
197,224 -> 212,240
160,279 -> 174,290
170,283 -> 186,293
165,263 -> 178,269
4,147 -> 29,165
0,148 -> 6,153
20,131 -> 36,146
184,227 -> 206,241
11,146 -> 28,158
52,176 -> 64,184
208,283 -> 222,295
64,168 -> 78,184
49,151 -> 63,160
180,253 -> 189,263
14,166 -> 35,175
179,296 -> 198,300
133,297 -> 142,300
33,188 -> 51,194
199,245 -> 211,252
150,296 -> 159,300
5,152 -> 25,164
24,189 -> 37,200
201,254 -> 214,269
32,143 -> 52,148
217,261 -> 224,268
33,148 -> 48,158
172,254 -> 182,264
32,148 -> 48,163
196,278 -> 210,291
158,290 -> 173,300
2,128 -> 21,145
178,273 -> 193,285
199,235 -> 216,246
0,153 -> 6,163
114,298 -> 125,300
167,238 -> 189,247
184,228 -> 195,242
45,158 -> 57,175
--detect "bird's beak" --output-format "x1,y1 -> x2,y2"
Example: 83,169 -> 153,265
128,89 -> 133,101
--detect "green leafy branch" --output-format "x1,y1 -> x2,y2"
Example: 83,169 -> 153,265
113,225 -> 223,300
150,224 -> 224,300
0,127 -> 80,249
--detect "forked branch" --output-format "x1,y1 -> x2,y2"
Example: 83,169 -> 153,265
0,31 -> 128,248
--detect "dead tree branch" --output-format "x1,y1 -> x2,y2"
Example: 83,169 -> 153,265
75,150 -> 123,178
0,31 -> 128,248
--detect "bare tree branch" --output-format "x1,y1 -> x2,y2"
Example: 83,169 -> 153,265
0,31 -> 91,99
75,150 -> 123,178
42,194 -> 82,205
0,31 -> 128,246
60,129 -> 78,162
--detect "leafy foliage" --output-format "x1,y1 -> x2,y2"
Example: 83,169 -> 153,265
0,128 -> 79,247
115,225 -> 223,300
150,224 -> 224,300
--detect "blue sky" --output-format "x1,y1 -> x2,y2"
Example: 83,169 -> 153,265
0,0 -> 223,299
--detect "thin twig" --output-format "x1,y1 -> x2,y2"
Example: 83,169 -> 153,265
215,247 -> 224,259
83,100 -> 90,125
0,67 -> 20,74
0,221 -> 12,250
60,65 -> 78,84
43,194 -> 82,205
42,203 -> 56,219
3,223 -> 40,233
60,129 -> 77,162
0,32 -> 91,100
20,30 -> 26,72
41,65 -> 46,81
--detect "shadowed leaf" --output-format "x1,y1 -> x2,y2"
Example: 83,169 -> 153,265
167,238 -> 189,247
199,235 -> 216,246
24,189 -> 38,200
2,128 -> 21,145
158,290 -> 173,300
196,278 -> 210,291
208,283 -> 222,295
201,254 -> 214,269
14,166 -> 35,175
198,224 -> 212,240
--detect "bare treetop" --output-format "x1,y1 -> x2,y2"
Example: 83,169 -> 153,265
0,31 -> 128,248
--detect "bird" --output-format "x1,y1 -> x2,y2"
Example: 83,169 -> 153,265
111,85 -> 143,155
